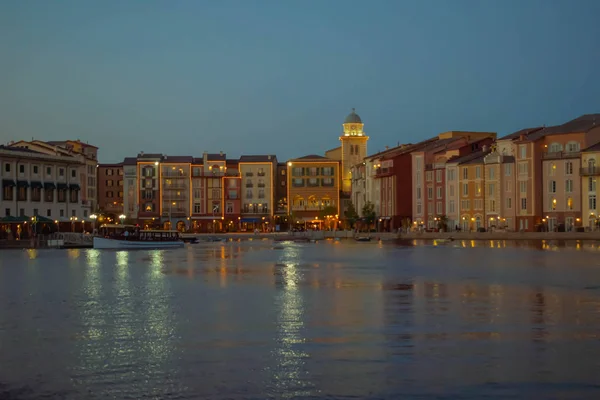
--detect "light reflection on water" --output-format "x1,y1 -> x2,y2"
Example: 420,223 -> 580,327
0,240 -> 599,399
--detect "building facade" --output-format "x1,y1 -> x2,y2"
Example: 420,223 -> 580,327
287,155 -> 340,228
97,163 -> 124,217
239,155 -> 277,231
581,142 -> 600,229
1,146 -> 88,226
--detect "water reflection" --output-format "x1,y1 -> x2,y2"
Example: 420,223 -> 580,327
270,245 -> 313,398
0,240 -> 600,398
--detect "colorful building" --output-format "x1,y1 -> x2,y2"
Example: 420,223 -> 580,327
97,163 -> 124,218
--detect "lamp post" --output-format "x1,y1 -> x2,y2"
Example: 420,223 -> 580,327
70,216 -> 78,232
169,201 -> 176,230
119,214 -> 125,225
90,214 -> 97,233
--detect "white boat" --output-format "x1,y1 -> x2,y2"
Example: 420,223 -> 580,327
93,226 -> 184,249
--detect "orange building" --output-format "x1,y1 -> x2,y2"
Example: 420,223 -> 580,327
97,163 -> 124,218
456,150 -> 490,232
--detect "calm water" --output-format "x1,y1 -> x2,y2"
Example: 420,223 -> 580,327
1,239 -> 600,399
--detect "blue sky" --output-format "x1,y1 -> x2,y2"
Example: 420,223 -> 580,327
1,0 -> 600,163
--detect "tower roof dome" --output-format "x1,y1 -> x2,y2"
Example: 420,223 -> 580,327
344,108 -> 362,124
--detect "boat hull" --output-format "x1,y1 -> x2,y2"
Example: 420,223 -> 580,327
93,237 -> 185,249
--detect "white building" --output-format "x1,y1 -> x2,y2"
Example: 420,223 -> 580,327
0,145 -> 88,221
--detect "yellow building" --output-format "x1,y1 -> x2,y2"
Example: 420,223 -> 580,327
287,155 -> 340,228
581,142 -> 600,229
339,109 -> 369,194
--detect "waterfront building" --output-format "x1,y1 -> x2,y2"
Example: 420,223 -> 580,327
287,154 -> 340,229
338,109 -> 369,195
455,150 -> 490,232
581,142 -> 600,229
239,155 -> 277,231
274,162 -> 288,229
9,139 -> 98,217
122,157 -> 138,219
97,163 -> 124,218
0,145 -> 88,231
350,161 -> 366,219
160,155 -> 193,230
411,131 -> 496,229
136,153 -> 162,226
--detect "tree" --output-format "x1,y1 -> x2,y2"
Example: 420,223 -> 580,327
319,205 -> 338,220
362,201 -> 376,225
344,201 -> 359,228
436,215 -> 448,232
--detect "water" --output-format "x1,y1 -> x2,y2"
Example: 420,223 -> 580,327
1,239 -> 600,399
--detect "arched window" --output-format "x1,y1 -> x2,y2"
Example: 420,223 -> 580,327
549,143 -> 563,153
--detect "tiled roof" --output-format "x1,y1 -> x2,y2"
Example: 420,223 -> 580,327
0,145 -> 43,154
162,155 -> 193,163
325,146 -> 341,153
498,127 -> 544,141
122,157 -> 137,165
239,155 -> 277,162
137,153 -> 162,159
290,154 -> 331,161
98,163 -> 123,168
526,114 -> 600,141
206,153 -> 226,161
582,140 -> 600,153
447,150 -> 489,165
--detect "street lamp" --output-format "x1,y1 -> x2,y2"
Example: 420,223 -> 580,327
90,214 -> 97,232
119,214 -> 126,225
70,216 -> 78,232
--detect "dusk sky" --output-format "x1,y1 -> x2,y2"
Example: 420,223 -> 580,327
2,0 -> 600,163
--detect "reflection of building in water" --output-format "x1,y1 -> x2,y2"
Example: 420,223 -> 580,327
270,244 -> 314,397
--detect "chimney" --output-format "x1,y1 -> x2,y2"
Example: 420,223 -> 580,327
267,155 -> 271,160
482,145 -> 488,152
203,151 -> 208,163
220,151 -> 223,156
140,151 -> 144,156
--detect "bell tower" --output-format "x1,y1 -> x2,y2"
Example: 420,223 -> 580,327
340,108 -> 369,193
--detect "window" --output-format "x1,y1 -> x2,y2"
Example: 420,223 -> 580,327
144,203 -> 155,212
17,186 -> 27,201
449,184 -> 454,197
475,166 -> 481,179
504,164 -> 512,176
44,188 -> 53,202
83,210 -> 88,218
427,187 -> 433,199
550,197 -> 556,210
567,197 -> 573,210
245,189 -> 253,199
46,166 -> 51,176
19,165 -> 25,174
589,177 -> 596,192
437,187 -> 442,199
436,201 -> 442,214
226,202 -> 233,213
548,180 -> 556,193
449,200 -> 455,213
565,179 -> 573,193
4,163 -> 10,172
488,183 -> 495,196
31,187 -> 41,202
566,141 -> 580,153
506,197 -> 512,209
436,170 -> 442,182
416,187 -> 422,200
447,169 -> 455,181
46,209 -> 51,217
59,168 -> 64,177
258,189 -> 265,199
60,209 -> 64,217
462,183 -> 468,196
292,178 -> 304,187
549,142 -> 562,153
292,167 -> 303,177
228,190 -> 237,199
194,203 -> 202,213
416,203 -> 422,215
33,165 -> 38,174
505,180 -> 511,192
426,171 -> 433,182
488,167 -> 495,179
4,208 -> 9,217
462,168 -> 468,179
3,185 -> 13,201
518,162 -> 528,175
589,195 -> 596,211
549,163 -> 556,176
519,181 -> 527,193
521,198 -> 527,210
106,180 -> 114,187
281,170 -> 285,175
519,145 -> 526,159
71,169 -> 76,178
461,199 -> 470,210
489,199 -> 496,212
475,183 -> 481,196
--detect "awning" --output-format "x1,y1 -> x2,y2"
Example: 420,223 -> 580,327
44,182 -> 56,190
0,215 -> 30,223
241,217 -> 261,223
2,179 -> 15,187
57,183 -> 68,190
17,180 -> 29,188
69,183 -> 80,190
30,181 -> 43,189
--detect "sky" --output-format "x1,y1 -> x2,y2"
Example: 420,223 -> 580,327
2,0 -> 600,163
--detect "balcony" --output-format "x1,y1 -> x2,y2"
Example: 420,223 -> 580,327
163,183 -> 187,190
543,151 -> 580,160
580,167 -> 600,176
257,183 -> 265,188
246,183 -> 254,188
245,172 -> 254,177
257,172 -> 266,177
374,167 -> 393,177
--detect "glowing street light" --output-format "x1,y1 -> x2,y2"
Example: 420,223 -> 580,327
119,214 -> 126,224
